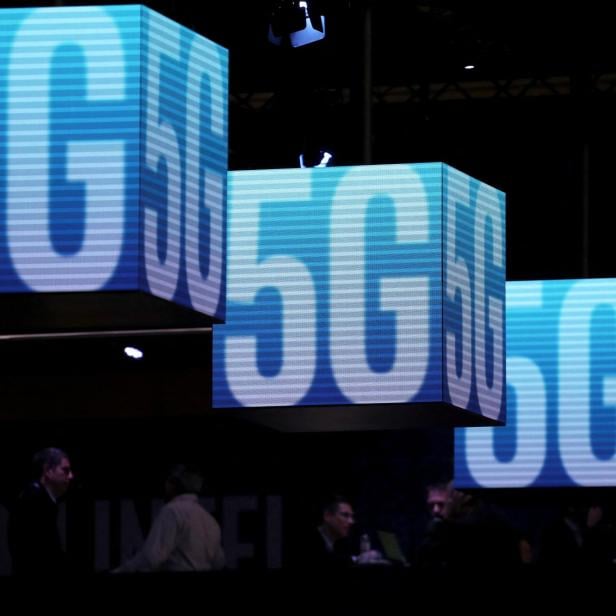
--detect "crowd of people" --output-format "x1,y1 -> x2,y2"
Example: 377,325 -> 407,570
5,448 -> 616,576
7,448 -> 226,576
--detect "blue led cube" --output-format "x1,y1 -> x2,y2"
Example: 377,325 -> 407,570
213,163 -> 505,430
456,278 -> 616,488
0,5 -> 227,333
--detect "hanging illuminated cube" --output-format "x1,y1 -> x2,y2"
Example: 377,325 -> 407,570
0,5 -> 227,334
213,163 -> 505,430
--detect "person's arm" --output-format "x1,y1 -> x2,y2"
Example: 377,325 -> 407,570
113,506 -> 178,573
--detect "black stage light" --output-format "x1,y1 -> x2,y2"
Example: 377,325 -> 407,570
268,0 -> 325,48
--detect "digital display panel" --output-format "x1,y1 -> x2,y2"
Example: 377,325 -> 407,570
213,164 -> 505,425
456,278 -> 616,487
0,5 -> 227,320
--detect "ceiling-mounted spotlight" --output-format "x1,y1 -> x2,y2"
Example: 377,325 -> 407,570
124,345 -> 143,360
268,1 -> 325,48
299,149 -> 333,168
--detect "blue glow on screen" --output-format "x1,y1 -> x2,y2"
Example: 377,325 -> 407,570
213,164 -> 505,419
0,5 -> 227,320
456,278 -> 616,488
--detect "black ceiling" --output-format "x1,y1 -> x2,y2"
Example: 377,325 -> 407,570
2,1 -> 615,279
4,2 -> 615,85
150,1 -> 616,84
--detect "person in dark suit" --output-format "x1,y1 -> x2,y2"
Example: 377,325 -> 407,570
293,493 -> 381,568
7,447 -> 74,576
305,493 -> 357,568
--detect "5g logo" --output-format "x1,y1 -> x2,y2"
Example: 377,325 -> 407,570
2,6 -> 227,319
221,166 -> 433,407
458,278 -> 616,488
143,10 -> 226,316
444,167 -> 505,421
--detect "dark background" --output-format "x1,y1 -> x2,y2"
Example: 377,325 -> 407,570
1,0 -> 616,569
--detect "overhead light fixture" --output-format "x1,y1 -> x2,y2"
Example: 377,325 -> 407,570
124,345 -> 143,360
268,1 -> 325,48
299,149 -> 333,168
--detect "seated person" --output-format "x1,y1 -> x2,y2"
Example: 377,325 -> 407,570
426,481 -> 449,521
417,481 -> 524,569
296,493 -> 381,568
